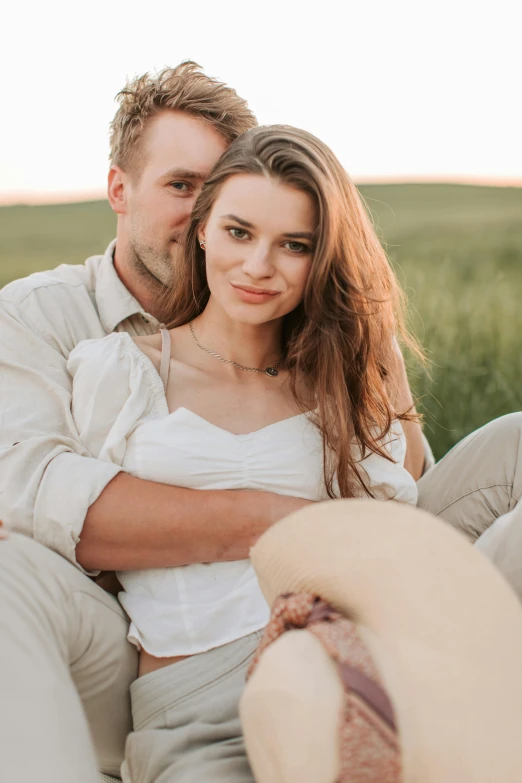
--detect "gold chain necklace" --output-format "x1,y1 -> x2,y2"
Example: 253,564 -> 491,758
189,321 -> 284,377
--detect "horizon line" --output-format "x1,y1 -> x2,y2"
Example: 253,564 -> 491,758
1,175 -> 521,207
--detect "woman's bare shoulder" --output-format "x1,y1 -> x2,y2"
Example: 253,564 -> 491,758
132,332 -> 163,373
132,326 -> 190,375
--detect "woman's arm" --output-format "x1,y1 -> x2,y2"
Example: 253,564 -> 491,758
389,341 -> 427,482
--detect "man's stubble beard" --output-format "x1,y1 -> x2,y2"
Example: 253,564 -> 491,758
128,237 -> 177,292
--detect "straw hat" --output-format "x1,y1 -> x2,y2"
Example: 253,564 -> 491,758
240,499 -> 522,783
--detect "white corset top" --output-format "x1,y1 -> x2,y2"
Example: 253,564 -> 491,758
119,406 -> 327,655
68,330 -> 418,657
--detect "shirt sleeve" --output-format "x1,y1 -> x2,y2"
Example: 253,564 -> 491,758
0,299 -> 123,573
67,333 -> 164,463
356,421 -> 419,505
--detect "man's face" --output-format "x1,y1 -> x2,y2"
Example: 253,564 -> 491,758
122,110 -> 228,287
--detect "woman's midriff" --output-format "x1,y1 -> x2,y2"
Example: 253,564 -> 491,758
139,649 -> 191,677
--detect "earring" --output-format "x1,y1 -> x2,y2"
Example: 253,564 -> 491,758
200,241 -> 206,250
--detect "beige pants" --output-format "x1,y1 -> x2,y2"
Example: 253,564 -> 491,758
0,533 -> 137,782
121,631 -> 262,783
0,413 -> 521,782
417,412 -> 522,598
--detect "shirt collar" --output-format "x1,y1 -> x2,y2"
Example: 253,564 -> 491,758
95,240 -> 159,333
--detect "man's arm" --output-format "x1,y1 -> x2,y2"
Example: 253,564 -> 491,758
0,293 -> 308,574
77,473 -> 308,572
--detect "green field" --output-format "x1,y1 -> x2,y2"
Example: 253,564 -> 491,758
1,183 -> 521,460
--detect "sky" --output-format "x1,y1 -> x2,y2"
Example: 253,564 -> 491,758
1,0 -> 520,204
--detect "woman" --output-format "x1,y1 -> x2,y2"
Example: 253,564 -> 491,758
68,125 -> 419,782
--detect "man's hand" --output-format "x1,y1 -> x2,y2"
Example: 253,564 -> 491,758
266,494 -> 315,526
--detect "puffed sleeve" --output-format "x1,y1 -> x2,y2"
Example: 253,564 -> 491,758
356,421 -> 418,505
67,332 -> 166,465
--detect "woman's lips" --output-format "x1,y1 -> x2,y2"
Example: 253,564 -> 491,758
231,283 -> 280,304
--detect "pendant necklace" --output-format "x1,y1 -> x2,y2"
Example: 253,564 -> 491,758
188,321 -> 283,377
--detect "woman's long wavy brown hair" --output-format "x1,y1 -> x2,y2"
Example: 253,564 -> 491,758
161,125 -> 421,498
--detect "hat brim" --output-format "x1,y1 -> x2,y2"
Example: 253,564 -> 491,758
244,499 -> 522,782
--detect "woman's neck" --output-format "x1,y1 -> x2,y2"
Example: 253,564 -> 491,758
193,299 -> 283,372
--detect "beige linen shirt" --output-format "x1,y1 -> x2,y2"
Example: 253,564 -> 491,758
0,240 -> 161,571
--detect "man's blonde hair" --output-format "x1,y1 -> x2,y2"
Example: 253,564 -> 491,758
109,61 -> 257,174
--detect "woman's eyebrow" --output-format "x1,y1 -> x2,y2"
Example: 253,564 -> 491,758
283,232 -> 314,240
220,213 -> 254,228
220,215 -> 313,240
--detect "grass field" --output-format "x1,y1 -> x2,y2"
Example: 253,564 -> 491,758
1,183 -> 521,460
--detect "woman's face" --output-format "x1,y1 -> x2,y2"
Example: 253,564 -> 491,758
199,174 -> 317,325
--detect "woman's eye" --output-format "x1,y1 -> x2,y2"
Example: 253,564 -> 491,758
170,182 -> 190,193
284,241 -> 309,253
229,228 -> 249,240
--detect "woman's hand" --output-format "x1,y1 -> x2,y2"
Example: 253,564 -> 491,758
0,520 -> 9,540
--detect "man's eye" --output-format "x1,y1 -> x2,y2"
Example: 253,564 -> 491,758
284,241 -> 309,253
171,182 -> 190,192
229,228 -> 249,240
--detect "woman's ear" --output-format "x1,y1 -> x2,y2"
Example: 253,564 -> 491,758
197,228 -> 207,250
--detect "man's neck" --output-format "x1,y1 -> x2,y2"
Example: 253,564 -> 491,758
113,244 -> 167,320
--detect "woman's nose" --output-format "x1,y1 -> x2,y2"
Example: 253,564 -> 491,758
242,244 -> 275,278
